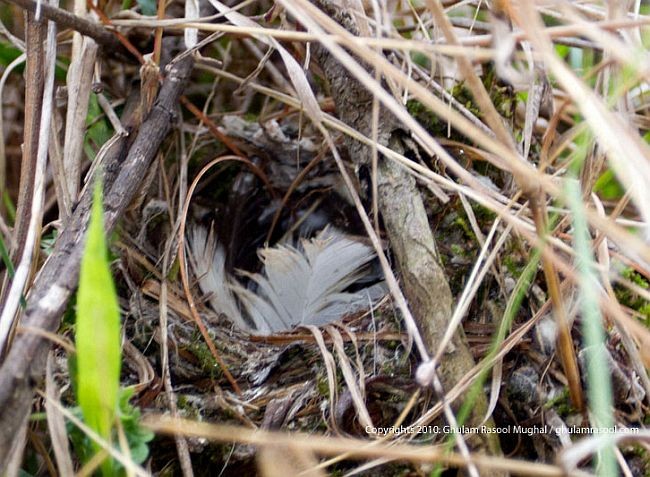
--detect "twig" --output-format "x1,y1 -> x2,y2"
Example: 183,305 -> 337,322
0,11 -> 49,347
1,0 -> 120,50
179,96 -> 246,157
7,12 -> 44,264
86,0 -> 145,64
0,55 -> 194,468
62,36 -> 98,220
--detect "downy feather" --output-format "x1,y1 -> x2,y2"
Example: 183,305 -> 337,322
188,226 -> 251,332
189,226 -> 385,335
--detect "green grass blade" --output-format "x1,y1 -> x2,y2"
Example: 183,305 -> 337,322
431,245 -> 542,477
76,178 -> 122,471
0,232 -> 14,279
566,177 -> 616,476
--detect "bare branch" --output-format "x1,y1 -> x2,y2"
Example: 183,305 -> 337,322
1,0 -> 121,50
0,55 -> 194,467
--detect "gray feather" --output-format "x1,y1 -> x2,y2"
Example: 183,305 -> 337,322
189,226 -> 386,335
188,225 -> 251,332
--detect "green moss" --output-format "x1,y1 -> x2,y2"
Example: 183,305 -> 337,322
623,268 -> 649,289
316,375 -> 330,397
243,112 -> 259,122
450,82 -> 481,117
407,69 -> 517,142
453,214 -> 475,241
623,445 -> 650,476
487,79 -> 516,120
615,268 -> 650,323
630,444 -> 650,459
186,335 -> 224,379
450,243 -> 465,257
406,99 -> 441,133
450,66 -> 517,122
411,51 -> 431,69
176,395 -> 202,422
544,388 -> 577,417
472,202 -> 498,222
384,339 -> 399,351
503,255 -> 524,279
177,394 -> 189,410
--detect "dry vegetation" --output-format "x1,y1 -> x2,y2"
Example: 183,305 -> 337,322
0,0 -> 649,475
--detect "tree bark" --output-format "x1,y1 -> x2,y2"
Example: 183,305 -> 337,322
312,0 -> 503,460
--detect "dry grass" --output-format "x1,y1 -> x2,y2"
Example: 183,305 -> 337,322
0,0 -> 649,475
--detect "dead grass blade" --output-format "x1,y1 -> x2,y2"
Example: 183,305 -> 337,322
62,34 -> 97,220
184,0 -> 199,49
424,0 -> 515,149
532,194 -> 584,410
258,445 -> 326,477
305,324 -> 340,433
177,156 -> 258,396
559,427 -> 650,474
159,243 -> 195,477
0,6 -> 57,353
514,1 -> 650,240
326,325 -> 374,429
207,0 -> 322,122
45,353 -> 75,476
6,11 -> 44,262
591,192 -> 650,397
144,416 -> 577,477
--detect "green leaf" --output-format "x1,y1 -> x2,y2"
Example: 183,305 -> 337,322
76,178 -> 121,459
84,95 -> 112,160
117,388 -> 154,465
554,44 -> 569,59
0,41 -> 23,68
0,233 -> 14,279
593,169 -> 625,200
3,189 -> 16,224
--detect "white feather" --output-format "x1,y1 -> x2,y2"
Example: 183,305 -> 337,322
188,226 -> 386,335
188,226 -> 251,332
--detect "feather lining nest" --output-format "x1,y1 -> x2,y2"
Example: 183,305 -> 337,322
188,226 -> 386,335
